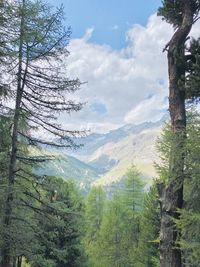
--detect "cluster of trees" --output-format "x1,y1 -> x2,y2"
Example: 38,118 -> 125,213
84,111 -> 200,267
84,167 -> 160,267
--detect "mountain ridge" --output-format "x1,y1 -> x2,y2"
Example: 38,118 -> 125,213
38,118 -> 165,192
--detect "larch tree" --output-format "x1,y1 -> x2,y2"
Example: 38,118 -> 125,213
157,1 -> 200,266
137,184 -> 160,267
178,112 -> 200,266
93,167 -> 145,267
0,1 -> 83,266
84,186 -> 106,267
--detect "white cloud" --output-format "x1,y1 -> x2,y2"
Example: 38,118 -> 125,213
110,25 -> 119,31
61,14 -> 200,133
82,27 -> 94,41
124,95 -> 168,125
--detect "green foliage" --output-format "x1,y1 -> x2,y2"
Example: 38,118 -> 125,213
0,115 -> 40,264
85,167 -> 147,267
123,167 -> 145,211
155,123 -> 172,183
158,0 -> 185,27
0,116 -> 87,267
177,112 -> 200,266
137,184 -> 160,267
84,186 -> 105,267
186,38 -> 200,100
30,177 -> 86,267
158,1 -> 200,101
0,0 -> 84,265
155,112 -> 200,266
158,0 -> 200,28
85,186 -> 105,242
97,194 -> 130,267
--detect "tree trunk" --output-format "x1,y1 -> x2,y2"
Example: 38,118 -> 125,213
17,257 -> 22,267
0,2 -> 25,266
159,1 -> 193,267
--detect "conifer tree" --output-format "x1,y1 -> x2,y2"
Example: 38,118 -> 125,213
0,1 -> 83,266
31,177 -> 86,267
84,186 -> 105,267
178,112 -> 200,266
97,194 -> 127,267
137,184 -> 160,267
93,167 -> 145,267
157,1 -> 200,266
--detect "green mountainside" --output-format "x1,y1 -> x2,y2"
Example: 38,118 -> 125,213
35,152 -> 100,193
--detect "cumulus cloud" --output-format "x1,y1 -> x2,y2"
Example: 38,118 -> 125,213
60,14 -> 200,133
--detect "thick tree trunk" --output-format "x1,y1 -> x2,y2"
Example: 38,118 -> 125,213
0,2 -> 25,266
159,1 -> 193,267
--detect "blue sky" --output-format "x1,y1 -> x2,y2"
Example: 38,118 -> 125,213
47,0 -> 161,49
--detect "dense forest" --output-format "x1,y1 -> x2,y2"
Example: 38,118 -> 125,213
0,0 -> 200,267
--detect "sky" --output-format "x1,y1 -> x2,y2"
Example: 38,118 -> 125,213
47,0 -> 162,49
46,0 -> 200,134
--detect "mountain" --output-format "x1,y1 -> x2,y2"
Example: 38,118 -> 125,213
70,120 -> 163,161
37,118 -> 165,192
68,118 -> 165,189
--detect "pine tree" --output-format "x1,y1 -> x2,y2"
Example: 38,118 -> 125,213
30,177 -> 86,267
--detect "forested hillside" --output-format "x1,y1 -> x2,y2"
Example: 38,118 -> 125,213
0,1 -> 200,267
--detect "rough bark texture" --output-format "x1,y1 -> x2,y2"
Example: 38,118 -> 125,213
159,1 -> 193,267
0,2 -> 25,266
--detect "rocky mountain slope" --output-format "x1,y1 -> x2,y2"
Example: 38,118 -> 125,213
38,118 -> 164,192
69,119 -> 164,188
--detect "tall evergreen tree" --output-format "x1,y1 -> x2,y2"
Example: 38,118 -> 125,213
137,184 -> 160,267
0,1 -> 83,266
97,194 -> 127,267
92,167 -> 145,267
84,186 -> 105,267
158,1 -> 200,266
177,112 -> 200,266
121,167 -> 145,266
31,177 -> 86,267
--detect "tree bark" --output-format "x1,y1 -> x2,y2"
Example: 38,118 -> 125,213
0,1 -> 25,266
159,1 -> 193,267
17,256 -> 22,267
